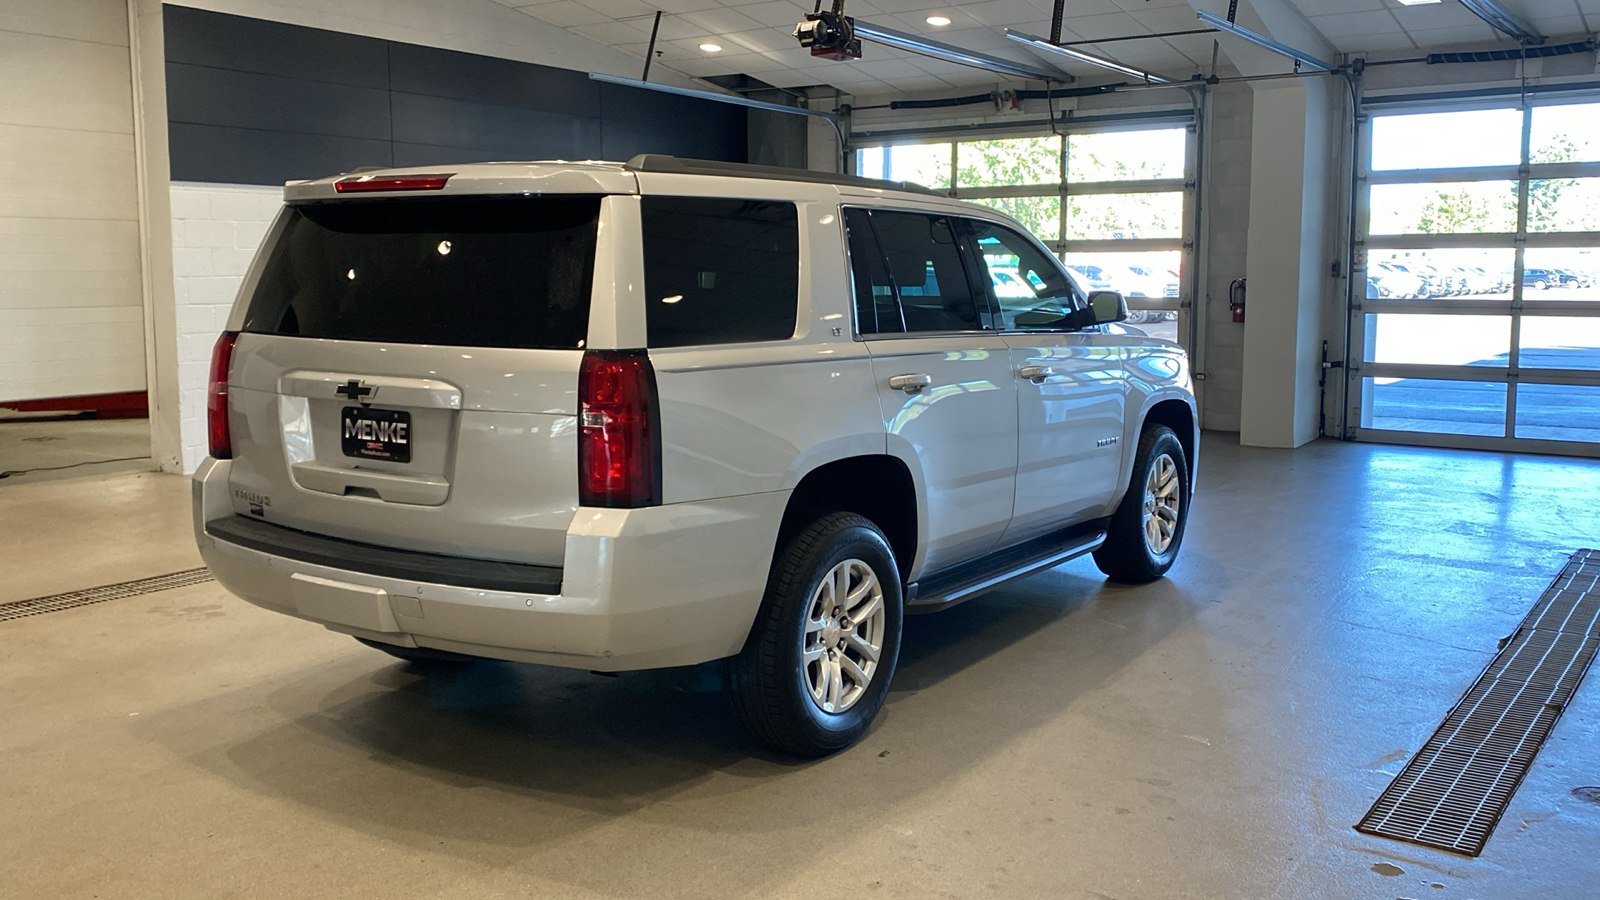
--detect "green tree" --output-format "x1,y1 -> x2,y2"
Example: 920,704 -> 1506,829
1416,188 -> 1504,234
1523,135 -> 1589,232
955,137 -> 1060,188
1410,135 -> 1592,233
956,138 -> 1062,240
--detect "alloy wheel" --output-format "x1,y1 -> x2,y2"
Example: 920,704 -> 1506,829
1142,453 -> 1181,556
802,559 -> 886,714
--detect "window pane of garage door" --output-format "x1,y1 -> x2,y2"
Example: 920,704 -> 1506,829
1515,384 -> 1600,441
1067,128 -> 1185,181
856,144 -> 951,189
1368,182 -> 1519,236
956,136 -> 1061,188
1366,314 -> 1510,368
1530,102 -> 1600,164
1367,249 -> 1514,302
1067,192 -> 1184,241
1366,377 -> 1508,437
1371,109 -> 1523,170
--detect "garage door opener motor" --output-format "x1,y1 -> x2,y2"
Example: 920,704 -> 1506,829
794,0 -> 861,61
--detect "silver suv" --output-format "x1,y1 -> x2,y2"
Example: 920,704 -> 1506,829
194,155 -> 1197,756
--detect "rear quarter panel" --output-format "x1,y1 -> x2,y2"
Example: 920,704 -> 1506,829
631,182 -> 889,504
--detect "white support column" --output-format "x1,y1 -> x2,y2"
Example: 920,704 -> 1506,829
1188,1 -> 1346,447
128,0 -> 182,472
1239,77 -> 1340,448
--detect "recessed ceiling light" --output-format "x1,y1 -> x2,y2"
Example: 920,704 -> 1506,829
1395,0 -> 1441,5
925,14 -> 952,26
699,42 -> 722,52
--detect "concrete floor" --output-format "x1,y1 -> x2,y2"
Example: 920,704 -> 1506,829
3,436 -> 1599,899
0,415 -> 153,485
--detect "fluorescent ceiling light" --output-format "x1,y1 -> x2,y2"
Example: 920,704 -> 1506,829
1458,0 -> 1544,43
1196,9 -> 1334,71
1395,1 -> 1440,5
925,15 -> 951,27
698,42 -> 722,52
1005,30 -> 1173,84
851,19 -> 1068,82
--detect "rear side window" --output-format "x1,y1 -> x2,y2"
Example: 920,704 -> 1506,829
844,208 -> 904,335
641,197 -> 799,348
242,196 -> 601,350
859,210 -> 983,333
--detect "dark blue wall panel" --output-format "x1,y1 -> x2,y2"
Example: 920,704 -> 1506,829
597,82 -> 747,162
164,5 -> 747,185
388,93 -> 603,158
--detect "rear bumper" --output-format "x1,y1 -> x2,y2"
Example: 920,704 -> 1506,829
193,458 -> 787,671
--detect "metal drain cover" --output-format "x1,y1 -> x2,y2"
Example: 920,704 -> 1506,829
0,568 -> 216,622
1356,549 -> 1600,856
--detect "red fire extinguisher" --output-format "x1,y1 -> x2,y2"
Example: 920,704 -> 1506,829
1229,278 -> 1246,324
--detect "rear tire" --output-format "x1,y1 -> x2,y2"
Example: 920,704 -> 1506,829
355,637 -> 477,668
1093,425 -> 1190,584
728,512 -> 903,757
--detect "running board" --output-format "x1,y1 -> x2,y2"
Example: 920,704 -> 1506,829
905,521 -> 1108,613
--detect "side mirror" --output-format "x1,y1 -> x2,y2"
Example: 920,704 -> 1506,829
1086,290 -> 1128,326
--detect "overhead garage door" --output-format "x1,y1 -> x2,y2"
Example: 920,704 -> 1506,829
854,118 -> 1194,346
1350,95 -> 1600,457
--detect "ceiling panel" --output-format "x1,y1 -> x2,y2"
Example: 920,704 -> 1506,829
490,0 -> 1599,99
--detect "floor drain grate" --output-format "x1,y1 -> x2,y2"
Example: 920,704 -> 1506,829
1356,549 -> 1600,856
0,568 -> 215,623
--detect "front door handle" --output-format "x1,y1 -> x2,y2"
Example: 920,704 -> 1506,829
1019,366 -> 1057,384
888,373 -> 932,394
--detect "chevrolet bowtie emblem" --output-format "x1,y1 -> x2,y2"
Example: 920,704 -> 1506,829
336,379 -> 375,404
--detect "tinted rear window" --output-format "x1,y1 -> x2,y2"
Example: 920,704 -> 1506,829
242,196 -> 601,350
641,197 -> 799,348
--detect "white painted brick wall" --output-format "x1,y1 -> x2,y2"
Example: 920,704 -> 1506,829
170,181 -> 282,472
1198,84 -> 1254,434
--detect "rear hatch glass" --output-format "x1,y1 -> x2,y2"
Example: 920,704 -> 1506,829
243,195 -> 601,349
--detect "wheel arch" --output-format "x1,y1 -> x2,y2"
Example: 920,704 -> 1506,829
1142,397 -> 1197,480
1115,392 -> 1198,504
774,455 -> 920,585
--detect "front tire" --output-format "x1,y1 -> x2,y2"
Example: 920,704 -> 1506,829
1093,425 -> 1190,584
729,512 -> 903,757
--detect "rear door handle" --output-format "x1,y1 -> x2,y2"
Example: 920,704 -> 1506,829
1019,366 -> 1057,384
888,373 -> 932,394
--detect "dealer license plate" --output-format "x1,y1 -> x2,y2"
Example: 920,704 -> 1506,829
341,406 -> 412,463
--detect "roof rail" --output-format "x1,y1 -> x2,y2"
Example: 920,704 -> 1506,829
623,154 -> 946,197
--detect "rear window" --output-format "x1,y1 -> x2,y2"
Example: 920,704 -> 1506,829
641,197 -> 799,348
242,196 -> 601,350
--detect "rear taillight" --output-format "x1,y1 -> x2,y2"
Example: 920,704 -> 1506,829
207,331 -> 238,460
578,350 -> 661,508
334,173 -> 452,193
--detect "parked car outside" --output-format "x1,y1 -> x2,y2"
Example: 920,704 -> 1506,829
1368,262 -> 1427,299
1525,268 -> 1562,290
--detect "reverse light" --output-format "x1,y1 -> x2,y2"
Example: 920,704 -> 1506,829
578,350 -> 661,508
207,331 -> 239,459
334,173 -> 453,193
